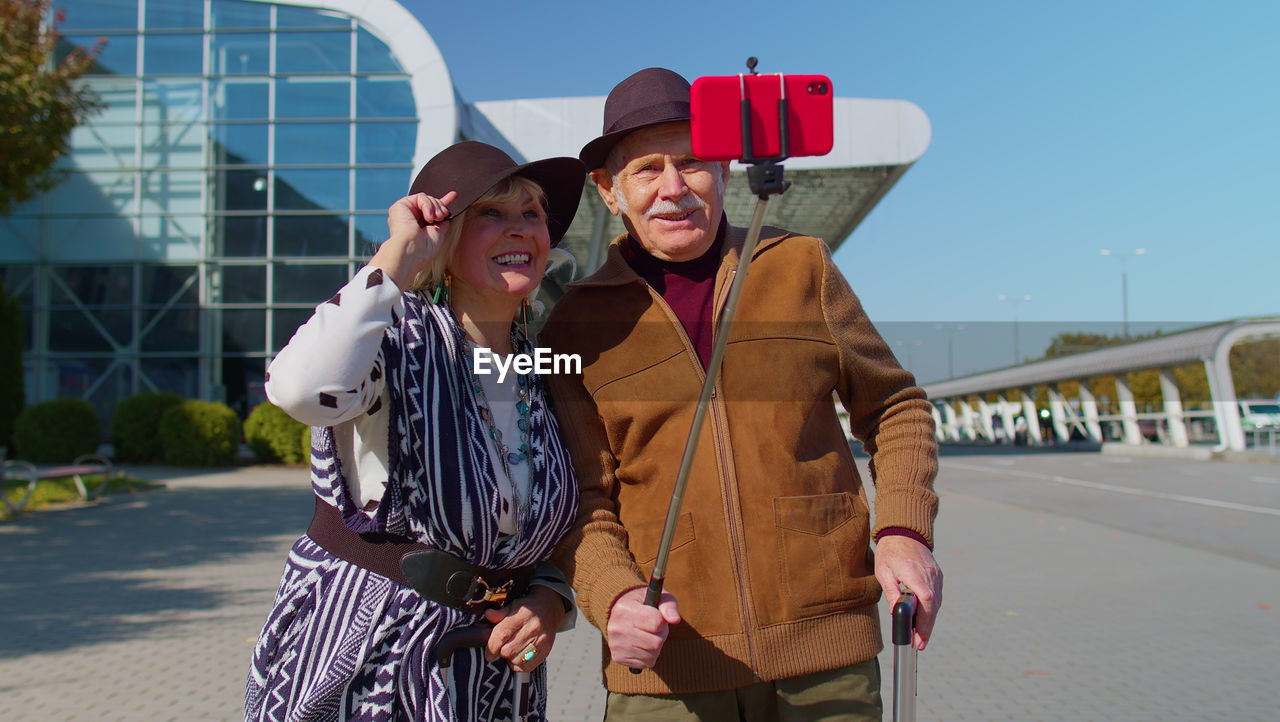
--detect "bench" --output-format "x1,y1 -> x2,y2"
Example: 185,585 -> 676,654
1,454 -> 116,514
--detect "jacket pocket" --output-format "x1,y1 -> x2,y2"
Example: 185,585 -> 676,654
773,493 -> 876,616
626,512 -> 707,633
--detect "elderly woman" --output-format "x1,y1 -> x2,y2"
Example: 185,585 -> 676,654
245,142 -> 585,721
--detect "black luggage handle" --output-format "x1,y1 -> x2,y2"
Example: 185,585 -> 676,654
892,591 -> 918,646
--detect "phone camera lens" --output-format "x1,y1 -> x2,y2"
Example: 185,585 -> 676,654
808,81 -> 828,95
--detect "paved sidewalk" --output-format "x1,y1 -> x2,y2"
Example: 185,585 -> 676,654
0,457 -> 1276,720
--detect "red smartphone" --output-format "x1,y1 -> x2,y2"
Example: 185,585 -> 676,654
690,73 -> 834,161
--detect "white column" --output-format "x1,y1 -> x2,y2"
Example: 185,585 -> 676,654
940,401 -> 961,442
1048,385 -> 1071,442
929,403 -> 946,442
1078,381 -> 1104,442
1114,374 -> 1144,445
1205,358 -> 1246,451
997,394 -> 1017,444
957,399 -> 978,441
1021,388 -> 1043,445
977,398 -> 996,441
1158,369 -> 1189,447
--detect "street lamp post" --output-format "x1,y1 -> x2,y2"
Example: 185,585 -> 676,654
1100,248 -> 1146,339
997,294 -> 1032,365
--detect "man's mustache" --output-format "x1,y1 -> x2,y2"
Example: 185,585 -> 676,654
646,194 -> 707,220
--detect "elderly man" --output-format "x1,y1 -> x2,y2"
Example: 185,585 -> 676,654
541,67 -> 942,720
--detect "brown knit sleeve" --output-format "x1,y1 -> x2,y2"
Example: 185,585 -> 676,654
815,239 -> 940,546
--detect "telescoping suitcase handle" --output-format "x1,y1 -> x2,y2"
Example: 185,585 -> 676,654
892,591 -> 919,722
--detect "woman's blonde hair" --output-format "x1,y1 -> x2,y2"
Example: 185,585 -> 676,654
405,175 -> 574,308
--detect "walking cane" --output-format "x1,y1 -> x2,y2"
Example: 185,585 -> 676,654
436,623 -> 532,721
631,58 -> 794,674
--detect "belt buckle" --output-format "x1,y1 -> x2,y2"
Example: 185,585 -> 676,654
464,577 -> 514,610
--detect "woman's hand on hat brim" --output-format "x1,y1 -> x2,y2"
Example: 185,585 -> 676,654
373,191 -> 457,290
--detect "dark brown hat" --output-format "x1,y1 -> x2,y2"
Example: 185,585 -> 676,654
579,67 -> 691,171
408,141 -> 585,245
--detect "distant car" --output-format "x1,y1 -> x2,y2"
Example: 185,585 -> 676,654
1240,400 -> 1280,429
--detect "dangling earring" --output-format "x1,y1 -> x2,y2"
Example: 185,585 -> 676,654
432,273 -> 451,305
520,297 -> 531,340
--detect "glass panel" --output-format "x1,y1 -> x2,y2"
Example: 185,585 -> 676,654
54,265 -> 132,305
140,265 -> 198,305
48,309 -> 128,352
143,34 -> 204,75
142,170 -> 203,210
275,122 -> 349,165
145,3 -> 204,30
274,214 -> 349,257
356,77 -> 414,119
215,169 -> 269,210
222,356 -> 267,418
140,357 -> 198,398
212,123 -> 269,165
273,263 -> 347,304
58,0 -> 138,31
89,78 -> 139,124
272,307 -> 315,350
354,167 -> 410,211
221,309 -> 266,353
140,305 -> 199,351
211,32 -> 270,75
141,127 -> 205,169
213,215 -> 268,256
356,28 -> 401,73
63,34 -> 138,76
142,79 -> 204,121
355,122 -> 415,164
353,213 -> 385,254
48,357 -> 111,401
212,0 -> 271,30
0,219 -> 39,261
70,123 -> 135,169
276,78 -> 350,119
49,217 -> 137,260
139,214 -> 204,260
48,171 -> 136,216
275,168 -> 349,212
277,7 -> 351,29
276,31 -> 352,74
211,79 -> 270,119
217,265 -> 266,303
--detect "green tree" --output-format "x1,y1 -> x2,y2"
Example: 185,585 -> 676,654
0,0 -> 103,214
0,275 -> 23,446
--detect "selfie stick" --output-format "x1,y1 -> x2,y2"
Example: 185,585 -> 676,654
632,57 -> 792,674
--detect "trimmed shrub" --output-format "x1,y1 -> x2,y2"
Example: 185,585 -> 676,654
158,400 -> 242,467
110,392 -> 183,462
12,398 -> 101,463
244,402 -> 308,464
300,425 -> 312,464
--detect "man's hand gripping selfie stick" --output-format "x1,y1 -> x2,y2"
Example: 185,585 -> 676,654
632,58 -> 793,674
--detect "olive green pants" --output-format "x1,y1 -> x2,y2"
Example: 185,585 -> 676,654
604,658 -> 883,721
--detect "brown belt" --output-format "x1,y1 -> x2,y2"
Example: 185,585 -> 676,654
306,497 -> 534,612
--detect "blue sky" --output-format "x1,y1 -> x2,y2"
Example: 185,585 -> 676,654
402,1 -> 1279,380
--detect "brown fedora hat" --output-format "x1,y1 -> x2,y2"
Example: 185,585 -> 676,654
579,67 -> 691,171
408,141 -> 585,245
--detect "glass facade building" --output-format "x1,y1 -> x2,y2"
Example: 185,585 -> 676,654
2,0 -> 445,421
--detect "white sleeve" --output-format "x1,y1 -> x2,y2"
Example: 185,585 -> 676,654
264,265 -> 406,427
